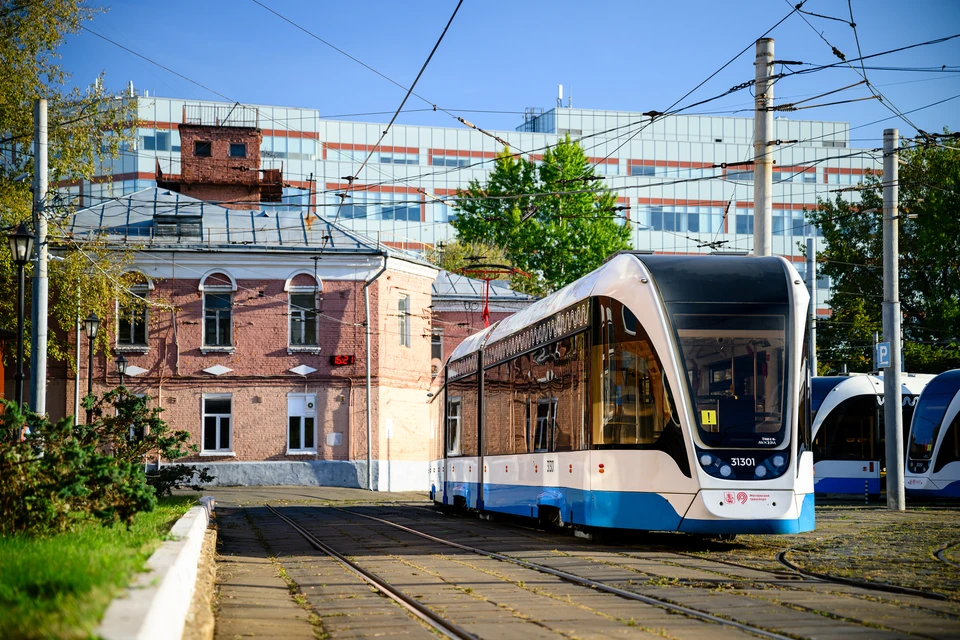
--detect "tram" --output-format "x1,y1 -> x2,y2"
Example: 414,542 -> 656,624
905,369 -> 960,498
429,252 -> 815,535
810,373 -> 932,496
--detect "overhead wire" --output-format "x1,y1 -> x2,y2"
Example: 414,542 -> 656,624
321,0 -> 464,256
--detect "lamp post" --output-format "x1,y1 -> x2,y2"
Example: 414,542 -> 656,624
83,312 -> 100,423
115,353 -> 127,387
8,223 -> 34,419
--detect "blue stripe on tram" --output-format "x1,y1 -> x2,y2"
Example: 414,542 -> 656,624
441,482 -> 814,534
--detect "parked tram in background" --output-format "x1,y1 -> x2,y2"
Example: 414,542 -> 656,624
905,369 -> 960,498
429,252 -> 815,535
810,373 -> 932,496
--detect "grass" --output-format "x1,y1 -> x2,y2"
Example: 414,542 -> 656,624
0,496 -> 197,640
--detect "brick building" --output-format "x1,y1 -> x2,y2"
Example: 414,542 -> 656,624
55,187 -> 439,490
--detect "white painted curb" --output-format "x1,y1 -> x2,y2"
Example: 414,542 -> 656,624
98,496 -> 215,640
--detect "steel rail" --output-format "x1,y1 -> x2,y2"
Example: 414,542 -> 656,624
407,504 -> 960,618
934,541 -> 960,570
776,549 -> 950,601
331,506 -> 794,640
264,505 -> 479,640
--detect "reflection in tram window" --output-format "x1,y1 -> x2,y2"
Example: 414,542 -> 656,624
484,334 -> 587,456
675,314 -> 786,448
591,297 -> 687,474
446,374 -> 478,457
445,397 -> 461,456
534,398 -> 557,452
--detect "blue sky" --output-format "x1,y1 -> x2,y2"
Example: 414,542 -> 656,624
60,0 -> 959,142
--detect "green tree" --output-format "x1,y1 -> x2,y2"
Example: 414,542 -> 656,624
807,135 -> 960,374
0,1 -> 139,374
453,137 -> 631,295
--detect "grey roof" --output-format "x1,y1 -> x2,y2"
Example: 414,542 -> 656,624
432,270 -> 536,302
67,188 -> 432,265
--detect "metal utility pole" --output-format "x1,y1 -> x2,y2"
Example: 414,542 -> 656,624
882,128 -> 904,511
753,38 -> 774,257
30,99 -> 49,415
806,237 -> 817,375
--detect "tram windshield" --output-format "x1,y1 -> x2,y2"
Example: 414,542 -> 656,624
908,373 -> 960,461
676,313 -> 787,448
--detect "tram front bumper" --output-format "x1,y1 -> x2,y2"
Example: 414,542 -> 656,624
679,489 -> 815,535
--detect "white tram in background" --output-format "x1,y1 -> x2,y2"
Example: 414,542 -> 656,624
429,252 -> 815,535
906,369 -> 960,498
810,373 -> 933,496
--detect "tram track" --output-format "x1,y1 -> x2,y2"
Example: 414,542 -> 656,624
262,504 -> 479,640
326,504 -> 919,640
417,503 -> 960,606
374,502 -> 960,629
935,541 -> 960,570
269,503 -> 807,639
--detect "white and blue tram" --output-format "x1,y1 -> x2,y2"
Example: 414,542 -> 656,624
810,373 -> 932,496
905,370 -> 960,498
429,252 -> 815,535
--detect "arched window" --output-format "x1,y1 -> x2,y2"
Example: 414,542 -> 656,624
285,272 -> 322,350
199,271 -> 236,349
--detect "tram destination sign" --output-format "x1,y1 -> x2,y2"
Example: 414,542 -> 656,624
485,300 -> 591,367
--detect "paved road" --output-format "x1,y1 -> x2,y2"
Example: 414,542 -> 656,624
203,487 -> 960,640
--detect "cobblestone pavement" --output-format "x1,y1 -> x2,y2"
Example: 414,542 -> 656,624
204,487 -> 960,639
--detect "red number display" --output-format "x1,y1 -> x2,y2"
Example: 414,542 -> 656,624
330,355 -> 355,366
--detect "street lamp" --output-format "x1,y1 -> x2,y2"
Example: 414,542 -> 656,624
83,312 -> 100,423
8,223 -> 33,418
115,353 -> 127,387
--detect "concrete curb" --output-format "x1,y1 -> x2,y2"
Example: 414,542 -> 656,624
98,496 -> 216,640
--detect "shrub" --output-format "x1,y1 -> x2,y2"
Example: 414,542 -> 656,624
0,388 -> 212,535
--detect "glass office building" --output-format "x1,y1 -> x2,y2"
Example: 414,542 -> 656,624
76,94 -> 875,288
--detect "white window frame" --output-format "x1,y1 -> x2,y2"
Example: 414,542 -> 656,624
398,293 -> 411,348
200,271 -> 237,353
288,290 -> 319,350
446,396 -> 462,456
287,393 -> 318,455
116,280 -> 153,352
201,394 -> 233,455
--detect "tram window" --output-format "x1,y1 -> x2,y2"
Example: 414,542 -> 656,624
812,395 -> 877,460
446,374 -> 478,457
446,397 -> 462,456
675,312 -> 787,448
934,413 -> 960,473
534,399 -> 557,452
591,297 -> 685,461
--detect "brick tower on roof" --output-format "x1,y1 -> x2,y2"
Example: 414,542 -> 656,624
156,104 -> 283,210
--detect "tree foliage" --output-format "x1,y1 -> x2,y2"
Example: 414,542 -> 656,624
807,135 -> 960,374
452,137 -> 631,295
0,388 -> 209,535
0,0 -> 138,368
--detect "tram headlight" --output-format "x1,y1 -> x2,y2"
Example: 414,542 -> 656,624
772,455 -> 785,468
720,465 -> 733,478
755,465 -> 768,478
700,454 -> 713,466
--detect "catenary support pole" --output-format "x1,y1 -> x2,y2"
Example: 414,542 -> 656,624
363,255 -> 388,491
882,128 -> 904,511
806,237 -> 817,375
30,99 -> 49,415
753,38 -> 774,257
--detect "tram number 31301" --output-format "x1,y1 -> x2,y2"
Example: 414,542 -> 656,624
730,458 -> 756,467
